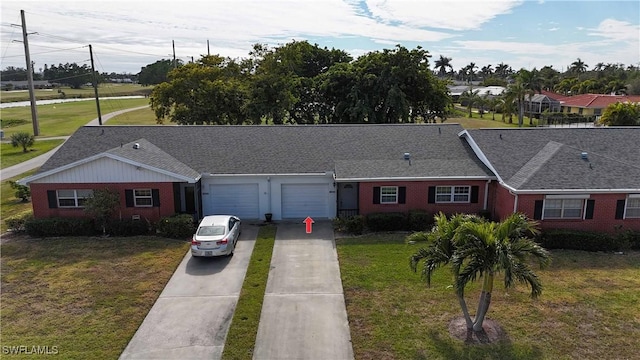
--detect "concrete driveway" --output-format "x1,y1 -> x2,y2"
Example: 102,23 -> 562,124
119,225 -> 258,359
252,221 -> 354,360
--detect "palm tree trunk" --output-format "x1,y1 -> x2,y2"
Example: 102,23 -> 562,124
457,292 -> 474,329
518,99 -> 524,127
473,272 -> 494,331
528,94 -> 534,125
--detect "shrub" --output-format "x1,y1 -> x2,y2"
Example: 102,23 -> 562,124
617,230 -> 640,250
105,219 -> 150,237
333,215 -> 365,235
157,214 -> 195,239
5,213 -> 33,233
365,212 -> 407,232
25,217 -> 96,237
405,231 -> 430,243
537,230 -> 629,252
408,210 -> 431,231
7,180 -> 30,202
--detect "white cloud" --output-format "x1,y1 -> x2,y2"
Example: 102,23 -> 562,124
588,19 -> 640,42
364,0 -> 523,30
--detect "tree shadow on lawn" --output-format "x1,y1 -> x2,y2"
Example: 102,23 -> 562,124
423,324 -> 544,360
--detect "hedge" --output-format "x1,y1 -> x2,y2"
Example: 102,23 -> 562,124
157,214 -> 195,239
25,217 -> 96,237
537,229 -> 640,252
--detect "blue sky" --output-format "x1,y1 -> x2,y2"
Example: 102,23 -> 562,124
1,0 -> 638,74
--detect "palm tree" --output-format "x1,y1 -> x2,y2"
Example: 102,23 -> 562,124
434,55 -> 453,78
453,213 -> 550,331
480,65 -> 493,79
460,89 -> 480,118
518,68 -> 542,125
410,213 -> 550,332
570,58 -> 588,75
505,81 -> 526,126
466,62 -> 478,83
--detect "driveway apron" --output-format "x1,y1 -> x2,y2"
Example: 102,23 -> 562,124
119,225 -> 258,360
253,222 -> 354,360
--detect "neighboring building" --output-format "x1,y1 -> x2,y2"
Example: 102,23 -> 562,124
462,127 -> 640,233
558,94 -> 640,117
19,124 -> 640,233
1,80 -> 53,90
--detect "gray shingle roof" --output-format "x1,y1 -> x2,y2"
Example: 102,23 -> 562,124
39,124 -> 493,179
465,127 -> 640,191
106,138 -> 201,179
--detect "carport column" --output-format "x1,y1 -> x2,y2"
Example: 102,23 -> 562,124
267,176 -> 272,216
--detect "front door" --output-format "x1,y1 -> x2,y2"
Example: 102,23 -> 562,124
338,183 -> 358,217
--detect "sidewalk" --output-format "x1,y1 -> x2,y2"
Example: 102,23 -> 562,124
252,221 -> 354,360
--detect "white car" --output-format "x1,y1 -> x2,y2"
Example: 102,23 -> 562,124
191,215 -> 241,257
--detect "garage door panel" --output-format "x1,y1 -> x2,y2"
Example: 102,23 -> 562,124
282,184 -> 329,219
210,184 -> 259,219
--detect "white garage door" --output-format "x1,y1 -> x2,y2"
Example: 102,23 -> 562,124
209,184 -> 260,219
281,184 -> 330,219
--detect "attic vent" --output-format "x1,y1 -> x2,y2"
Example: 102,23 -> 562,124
404,153 -> 411,160
133,143 -> 140,149
581,152 -> 588,160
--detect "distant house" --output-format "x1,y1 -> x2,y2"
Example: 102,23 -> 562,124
1,80 -> 53,90
19,124 -> 640,234
522,90 -> 562,119
558,94 -> 640,117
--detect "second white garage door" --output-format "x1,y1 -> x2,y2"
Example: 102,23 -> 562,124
209,183 -> 260,219
281,184 -> 330,219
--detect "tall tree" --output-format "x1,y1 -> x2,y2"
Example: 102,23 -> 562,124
569,58 -> 588,76
138,59 -> 180,85
460,89 -> 480,118
505,80 -> 527,126
43,62 -> 93,88
410,213 -> 550,332
518,68 -> 542,125
434,55 -> 453,78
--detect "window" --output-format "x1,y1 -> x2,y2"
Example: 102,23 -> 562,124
626,198 -> 640,218
435,186 -> 470,203
134,189 -> 153,207
57,189 -> 93,208
380,186 -> 398,204
543,199 -> 584,219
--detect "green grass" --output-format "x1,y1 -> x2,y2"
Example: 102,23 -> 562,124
336,234 -> 640,360
1,98 -> 150,137
0,84 -> 153,103
1,139 -> 65,169
222,225 -> 277,360
0,236 -> 190,359
1,169 -> 37,233
106,106 -> 158,125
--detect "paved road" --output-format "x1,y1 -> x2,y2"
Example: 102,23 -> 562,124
0,105 -> 149,180
120,225 -> 258,359
252,222 -> 354,360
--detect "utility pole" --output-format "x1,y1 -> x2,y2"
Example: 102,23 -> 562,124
207,40 -> 210,56
20,10 -> 39,136
172,40 -> 176,68
89,44 -> 102,125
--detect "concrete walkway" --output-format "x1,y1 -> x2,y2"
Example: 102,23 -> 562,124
252,222 -> 354,360
0,105 -> 149,180
120,225 -> 258,359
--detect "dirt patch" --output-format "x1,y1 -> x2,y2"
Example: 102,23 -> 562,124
448,317 -> 509,344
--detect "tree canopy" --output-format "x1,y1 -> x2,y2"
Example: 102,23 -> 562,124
138,59 -> 181,86
599,101 -> 640,126
150,41 -> 451,125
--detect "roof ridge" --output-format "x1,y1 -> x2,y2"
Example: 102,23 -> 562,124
507,141 -> 563,189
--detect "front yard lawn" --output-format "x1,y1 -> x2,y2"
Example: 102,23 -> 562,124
336,233 -> 640,360
0,236 -> 190,359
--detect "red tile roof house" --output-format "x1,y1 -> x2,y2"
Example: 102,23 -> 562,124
557,94 -> 640,118
19,124 -> 640,234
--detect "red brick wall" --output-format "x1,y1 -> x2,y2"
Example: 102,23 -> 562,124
30,183 -> 176,222
490,184 -> 640,233
492,184 -> 515,220
358,181 -> 488,216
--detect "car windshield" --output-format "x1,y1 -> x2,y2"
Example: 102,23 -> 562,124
197,226 -> 226,236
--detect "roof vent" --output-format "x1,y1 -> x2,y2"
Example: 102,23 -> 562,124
133,143 -> 140,149
581,152 -> 588,160
404,153 -> 411,160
